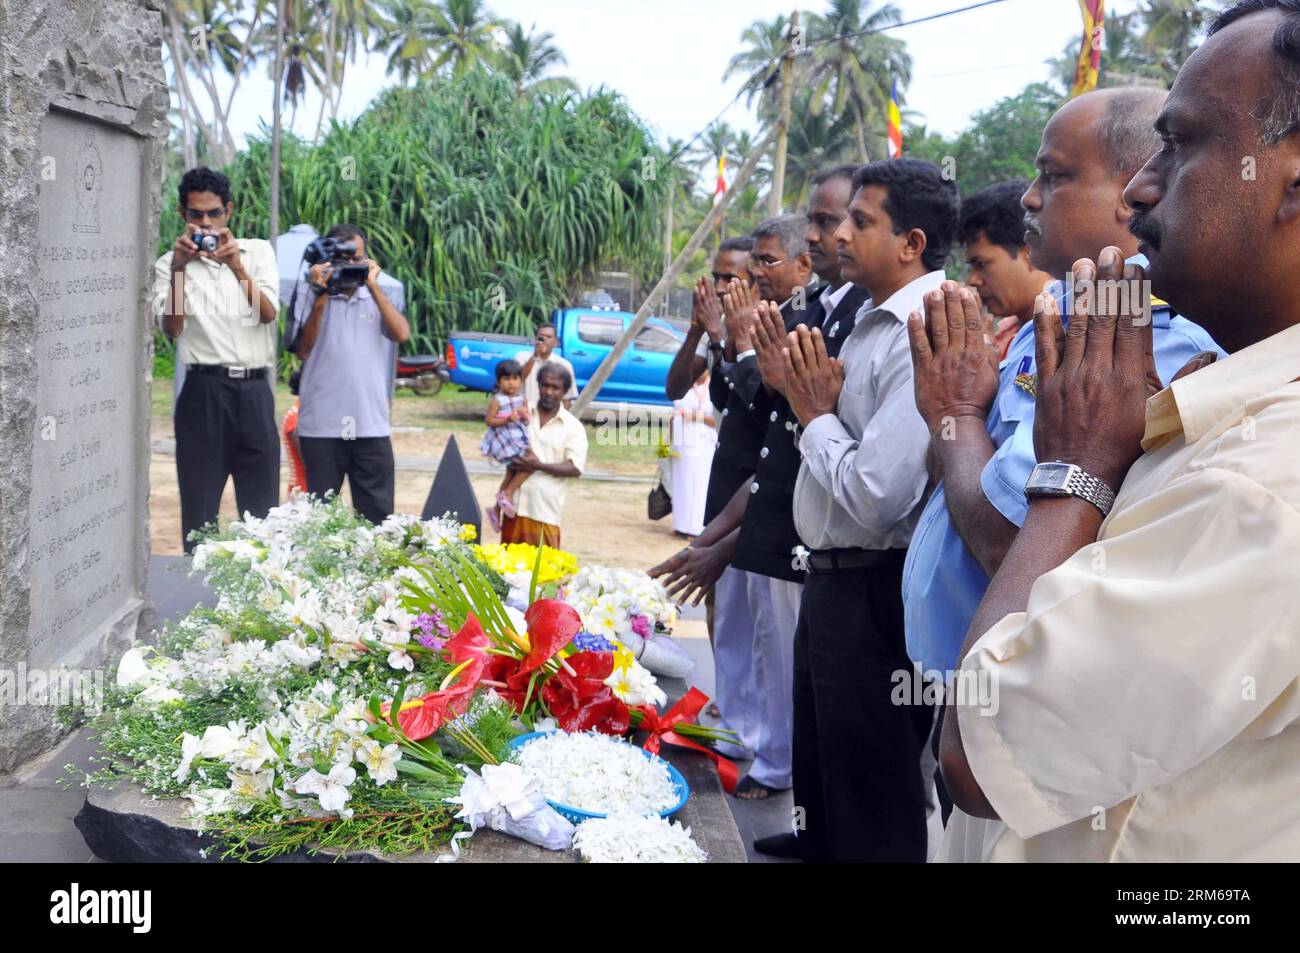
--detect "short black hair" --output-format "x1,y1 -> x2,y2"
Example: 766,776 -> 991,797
326,223 -> 368,246
718,235 -> 755,254
178,166 -> 231,208
810,163 -> 860,188
536,360 -> 572,392
1096,88 -> 1167,175
959,180 -> 1031,255
495,358 -> 522,381
1209,0 -> 1300,144
851,158 -> 959,271
537,321 -> 557,335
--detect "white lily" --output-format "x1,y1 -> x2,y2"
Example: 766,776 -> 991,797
293,764 -> 356,814
174,733 -> 202,782
355,739 -> 401,786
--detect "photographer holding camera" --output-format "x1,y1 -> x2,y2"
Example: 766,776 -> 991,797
291,223 -> 411,525
154,166 -> 281,553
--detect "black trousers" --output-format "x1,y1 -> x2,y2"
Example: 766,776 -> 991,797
791,551 -> 933,862
299,436 -> 395,526
174,372 -> 280,553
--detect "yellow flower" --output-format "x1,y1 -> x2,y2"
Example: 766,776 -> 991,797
459,524 -> 477,543
613,644 -> 635,674
473,543 -> 577,586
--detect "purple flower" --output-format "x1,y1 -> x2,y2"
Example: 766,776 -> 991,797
572,631 -> 615,653
631,614 -> 652,638
415,610 -> 451,650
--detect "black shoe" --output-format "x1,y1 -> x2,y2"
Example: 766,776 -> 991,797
753,833 -> 802,859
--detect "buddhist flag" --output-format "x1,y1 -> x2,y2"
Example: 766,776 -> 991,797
712,154 -> 727,207
887,80 -> 903,158
1070,0 -> 1105,98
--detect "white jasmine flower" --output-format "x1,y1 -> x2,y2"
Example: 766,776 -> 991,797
573,816 -> 706,863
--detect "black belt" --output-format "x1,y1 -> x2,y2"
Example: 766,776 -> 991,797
805,547 -> 907,574
186,364 -> 270,380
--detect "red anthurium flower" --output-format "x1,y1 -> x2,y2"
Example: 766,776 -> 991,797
445,612 -> 491,668
380,614 -> 493,741
518,600 -> 583,674
540,650 -> 630,735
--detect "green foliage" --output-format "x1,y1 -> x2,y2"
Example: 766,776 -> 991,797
905,83 -> 1063,199
159,69 -> 668,355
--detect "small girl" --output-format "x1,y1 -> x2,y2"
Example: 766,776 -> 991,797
480,358 -> 532,530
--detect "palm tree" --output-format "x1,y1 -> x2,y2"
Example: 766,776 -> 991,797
691,121 -> 736,181
424,0 -> 503,76
723,14 -> 799,120
1137,0 -> 1213,82
372,0 -> 441,83
1049,10 -> 1169,91
782,89 -> 857,208
807,0 -> 910,161
496,22 -> 568,95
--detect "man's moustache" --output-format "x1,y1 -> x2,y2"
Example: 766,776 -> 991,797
1128,211 -> 1161,248
1023,213 -> 1042,235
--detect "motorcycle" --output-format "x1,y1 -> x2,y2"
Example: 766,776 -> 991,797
395,353 -> 449,396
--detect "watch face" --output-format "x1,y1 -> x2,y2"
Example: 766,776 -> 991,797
1032,462 -> 1073,490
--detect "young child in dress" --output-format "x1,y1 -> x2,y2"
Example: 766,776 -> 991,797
480,358 -> 532,531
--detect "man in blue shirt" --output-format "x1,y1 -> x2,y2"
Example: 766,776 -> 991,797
901,88 -> 1225,817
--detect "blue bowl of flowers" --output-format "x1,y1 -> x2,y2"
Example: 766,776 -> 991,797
507,730 -> 690,824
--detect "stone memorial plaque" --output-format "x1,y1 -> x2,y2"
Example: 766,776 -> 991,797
0,0 -> 166,769
27,114 -> 144,671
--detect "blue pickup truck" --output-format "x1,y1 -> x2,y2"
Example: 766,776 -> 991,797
445,308 -> 686,406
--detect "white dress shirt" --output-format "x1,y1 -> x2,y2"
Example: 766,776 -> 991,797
152,238 -> 280,368
792,269 -> 945,551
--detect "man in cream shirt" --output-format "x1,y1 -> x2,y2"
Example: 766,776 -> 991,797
499,362 -> 587,549
937,0 -> 1300,862
154,167 -> 280,552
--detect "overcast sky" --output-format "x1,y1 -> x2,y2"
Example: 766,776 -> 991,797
221,0 -> 1149,149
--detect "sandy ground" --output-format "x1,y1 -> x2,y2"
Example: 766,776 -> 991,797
148,412 -> 709,638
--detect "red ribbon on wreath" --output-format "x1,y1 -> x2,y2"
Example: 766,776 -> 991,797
634,687 -> 739,794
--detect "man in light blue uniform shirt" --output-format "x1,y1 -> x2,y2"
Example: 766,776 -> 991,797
903,276 -> 1222,678
902,88 -> 1225,721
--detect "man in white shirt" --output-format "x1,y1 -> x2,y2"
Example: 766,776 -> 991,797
516,323 -> 577,410
153,167 -> 280,552
938,0 -> 1300,861
500,362 -> 588,548
781,158 -> 959,862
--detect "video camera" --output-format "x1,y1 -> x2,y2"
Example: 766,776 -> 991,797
303,236 -> 370,295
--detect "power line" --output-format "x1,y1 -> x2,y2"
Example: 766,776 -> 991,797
667,0 -> 1018,164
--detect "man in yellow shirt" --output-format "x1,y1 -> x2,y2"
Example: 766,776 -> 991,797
936,0 -> 1300,861
153,167 -> 280,552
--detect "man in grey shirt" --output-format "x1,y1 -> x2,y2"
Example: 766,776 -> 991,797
776,159 -> 958,862
292,224 -> 411,524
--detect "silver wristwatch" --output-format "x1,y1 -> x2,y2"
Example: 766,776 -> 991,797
1024,461 -> 1116,517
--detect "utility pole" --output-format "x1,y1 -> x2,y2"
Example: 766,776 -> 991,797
268,0 -> 286,248
573,125 -> 779,415
767,10 -> 799,216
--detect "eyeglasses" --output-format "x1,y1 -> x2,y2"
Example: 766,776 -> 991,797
749,257 -> 788,272
184,206 -> 225,222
